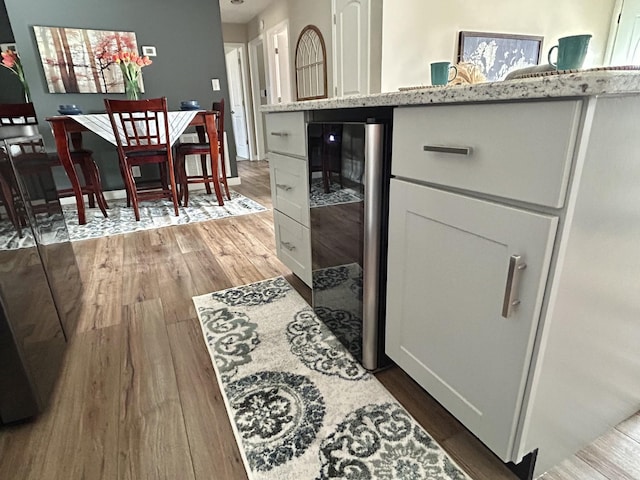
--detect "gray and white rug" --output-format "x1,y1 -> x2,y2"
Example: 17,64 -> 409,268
309,178 -> 363,208
193,277 -> 471,480
0,190 -> 267,249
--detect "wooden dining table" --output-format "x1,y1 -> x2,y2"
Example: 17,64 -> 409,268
46,110 -> 222,225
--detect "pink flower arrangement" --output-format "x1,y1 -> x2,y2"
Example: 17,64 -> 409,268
111,50 -> 152,99
1,49 -> 30,101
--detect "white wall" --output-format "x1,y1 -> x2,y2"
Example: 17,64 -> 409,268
222,22 -> 248,43
381,0 -> 618,91
288,0 -> 333,98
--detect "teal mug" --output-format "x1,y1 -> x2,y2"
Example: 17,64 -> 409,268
431,62 -> 458,86
548,34 -> 592,71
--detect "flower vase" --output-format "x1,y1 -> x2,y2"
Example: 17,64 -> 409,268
125,78 -> 140,100
22,80 -> 31,103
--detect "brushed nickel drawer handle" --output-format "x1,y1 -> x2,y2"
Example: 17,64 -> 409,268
276,183 -> 293,191
270,131 -> 289,137
423,145 -> 472,155
502,254 -> 527,318
281,241 -> 296,251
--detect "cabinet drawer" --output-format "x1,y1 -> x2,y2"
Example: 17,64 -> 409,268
269,152 -> 310,227
392,100 -> 582,208
274,210 -> 312,286
265,111 -> 307,157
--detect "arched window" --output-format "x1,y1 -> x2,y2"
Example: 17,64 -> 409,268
295,25 -> 327,100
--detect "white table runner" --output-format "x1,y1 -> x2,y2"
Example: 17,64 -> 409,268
69,110 -> 199,147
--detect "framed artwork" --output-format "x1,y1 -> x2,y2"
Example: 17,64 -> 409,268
33,26 -> 144,94
458,31 -> 543,81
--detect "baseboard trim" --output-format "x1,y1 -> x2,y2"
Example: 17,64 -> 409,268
58,177 -> 241,205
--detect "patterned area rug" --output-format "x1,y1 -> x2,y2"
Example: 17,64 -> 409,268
193,277 -> 471,480
309,178 -> 363,208
0,190 -> 267,249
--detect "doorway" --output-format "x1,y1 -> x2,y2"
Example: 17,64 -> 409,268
224,43 -> 254,161
607,0 -> 640,64
332,0 -> 371,96
266,20 -> 292,104
248,35 -> 268,161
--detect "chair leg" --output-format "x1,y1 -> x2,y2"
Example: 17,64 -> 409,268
122,163 -> 140,221
200,154 -> 212,194
217,144 -> 231,200
167,161 -> 180,217
83,159 -> 109,217
177,152 -> 190,208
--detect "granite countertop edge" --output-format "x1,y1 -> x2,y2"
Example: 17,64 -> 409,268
261,71 -> 640,112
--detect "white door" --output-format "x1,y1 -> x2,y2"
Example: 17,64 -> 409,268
248,36 -> 268,160
225,47 -> 249,159
385,179 -> 558,462
610,0 -> 640,64
266,21 -> 292,104
333,0 -> 370,96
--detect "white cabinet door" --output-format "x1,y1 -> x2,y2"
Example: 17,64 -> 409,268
385,179 -> 558,461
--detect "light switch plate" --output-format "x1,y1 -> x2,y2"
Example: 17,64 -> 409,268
211,78 -> 220,91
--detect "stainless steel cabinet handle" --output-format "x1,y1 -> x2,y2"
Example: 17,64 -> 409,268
423,145 -> 472,155
281,241 -> 296,251
276,183 -> 292,191
270,131 -> 289,137
502,254 -> 527,318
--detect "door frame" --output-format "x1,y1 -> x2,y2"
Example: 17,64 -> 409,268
248,34 -> 267,161
224,42 -> 256,160
604,0 -> 626,63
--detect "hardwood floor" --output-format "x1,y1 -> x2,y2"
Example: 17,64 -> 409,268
0,160 -> 637,479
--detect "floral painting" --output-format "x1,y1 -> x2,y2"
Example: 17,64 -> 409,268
33,26 -> 145,94
458,31 -> 543,82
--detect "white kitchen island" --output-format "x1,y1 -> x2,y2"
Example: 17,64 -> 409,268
263,71 -> 640,479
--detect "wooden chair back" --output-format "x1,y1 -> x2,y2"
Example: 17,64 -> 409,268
0,103 -> 38,126
104,97 -> 172,156
212,99 -> 224,145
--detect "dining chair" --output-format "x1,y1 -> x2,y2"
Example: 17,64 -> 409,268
174,99 -> 230,207
0,102 -> 109,218
104,97 -> 179,221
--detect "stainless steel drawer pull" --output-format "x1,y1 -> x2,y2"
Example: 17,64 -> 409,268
281,241 -> 296,251
502,254 -> 527,318
270,131 -> 289,137
423,145 -> 472,155
276,183 -> 293,191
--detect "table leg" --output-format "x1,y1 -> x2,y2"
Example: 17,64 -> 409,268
204,114 -> 224,206
51,122 -> 86,224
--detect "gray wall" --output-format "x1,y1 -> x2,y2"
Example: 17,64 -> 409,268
4,0 -> 237,190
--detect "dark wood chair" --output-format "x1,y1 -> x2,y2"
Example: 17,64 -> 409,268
175,99 -> 230,207
308,123 -> 343,193
0,102 -> 108,218
104,97 -> 179,221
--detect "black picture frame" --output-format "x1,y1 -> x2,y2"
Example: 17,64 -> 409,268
458,31 -> 543,81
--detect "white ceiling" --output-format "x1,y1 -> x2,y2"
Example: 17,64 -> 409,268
219,0 -> 276,24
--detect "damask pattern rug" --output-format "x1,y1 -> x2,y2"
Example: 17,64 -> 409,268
0,190 -> 267,250
309,178 -> 363,208
63,190 -> 266,241
193,277 -> 471,480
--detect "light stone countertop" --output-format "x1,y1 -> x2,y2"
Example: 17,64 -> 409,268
262,71 -> 640,112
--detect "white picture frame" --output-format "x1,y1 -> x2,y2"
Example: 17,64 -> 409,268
141,45 -> 157,57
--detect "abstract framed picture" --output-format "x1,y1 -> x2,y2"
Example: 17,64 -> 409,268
33,26 -> 145,94
457,31 -> 543,81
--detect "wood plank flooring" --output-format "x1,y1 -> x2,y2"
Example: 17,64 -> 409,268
0,160 -> 637,479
